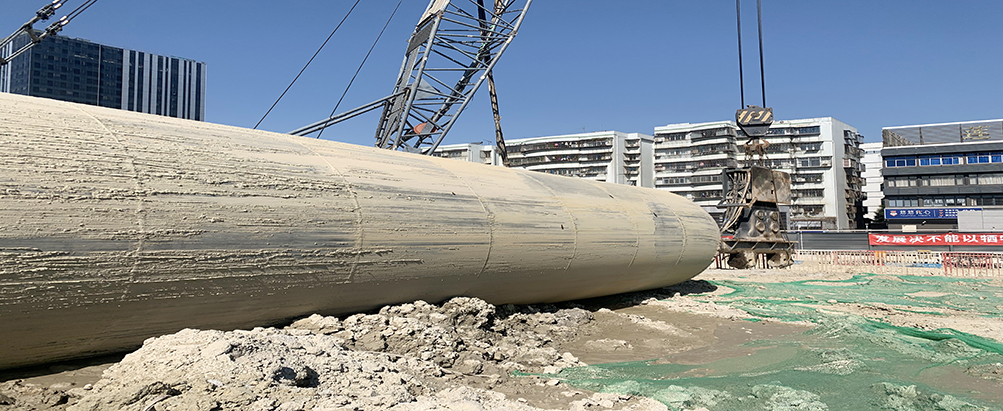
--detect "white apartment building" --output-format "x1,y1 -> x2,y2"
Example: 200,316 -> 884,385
431,142 -> 498,165
434,131 -> 655,188
860,142 -> 884,220
653,117 -> 865,230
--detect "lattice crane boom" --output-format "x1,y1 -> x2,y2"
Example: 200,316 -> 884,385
292,0 -> 530,156
376,0 -> 530,154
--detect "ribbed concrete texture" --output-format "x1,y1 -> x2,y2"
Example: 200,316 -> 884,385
0,93 -> 719,369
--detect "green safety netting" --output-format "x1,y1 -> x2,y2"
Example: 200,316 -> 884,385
543,274 -> 1003,410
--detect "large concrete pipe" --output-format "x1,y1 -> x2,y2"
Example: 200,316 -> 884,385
0,93 -> 719,369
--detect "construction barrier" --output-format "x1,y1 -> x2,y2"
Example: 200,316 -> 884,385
942,252 -> 1003,277
715,250 -> 1003,277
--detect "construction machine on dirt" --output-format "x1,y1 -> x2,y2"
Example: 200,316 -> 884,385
717,1 -> 795,269
717,106 -> 796,269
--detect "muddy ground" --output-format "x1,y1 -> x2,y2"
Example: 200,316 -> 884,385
1,267 -> 1001,410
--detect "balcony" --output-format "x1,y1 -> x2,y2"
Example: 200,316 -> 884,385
792,196 -> 825,205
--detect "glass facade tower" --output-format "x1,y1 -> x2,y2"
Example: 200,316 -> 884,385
0,31 -> 206,121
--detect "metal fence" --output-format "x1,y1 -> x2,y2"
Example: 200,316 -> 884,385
715,250 -> 1003,277
942,252 -> 1003,277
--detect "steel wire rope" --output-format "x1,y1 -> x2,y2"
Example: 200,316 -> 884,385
735,0 -> 767,108
2,0 -> 96,67
61,0 -> 97,24
253,0 -> 362,129
316,0 -> 404,139
1,0 -> 64,47
756,0 -> 766,107
735,0 -> 744,108
43,0 -> 97,34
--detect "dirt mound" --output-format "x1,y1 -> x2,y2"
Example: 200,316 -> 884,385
38,297 -> 665,411
295,298 -> 591,375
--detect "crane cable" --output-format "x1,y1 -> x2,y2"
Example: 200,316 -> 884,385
756,0 -> 766,108
44,0 -> 97,35
61,0 -> 97,25
1,0 -> 96,67
316,0 -> 404,140
254,0 -> 362,130
735,0 -> 767,108
735,0 -> 744,108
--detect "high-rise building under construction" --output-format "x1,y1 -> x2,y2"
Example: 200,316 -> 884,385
1,31 -> 206,120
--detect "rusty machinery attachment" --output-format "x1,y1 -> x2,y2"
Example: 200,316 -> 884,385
718,166 -> 796,268
717,105 -> 796,269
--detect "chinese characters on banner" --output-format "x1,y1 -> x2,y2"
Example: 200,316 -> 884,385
869,233 -> 1003,246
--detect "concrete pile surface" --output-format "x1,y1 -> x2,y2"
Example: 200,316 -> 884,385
0,92 -> 718,369
32,297 -> 666,411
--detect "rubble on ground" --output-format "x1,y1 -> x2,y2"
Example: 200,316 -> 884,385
0,297 -> 665,411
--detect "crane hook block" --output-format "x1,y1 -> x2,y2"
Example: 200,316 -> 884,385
735,105 -> 773,138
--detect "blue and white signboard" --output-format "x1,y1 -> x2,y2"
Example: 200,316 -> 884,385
885,207 -> 982,220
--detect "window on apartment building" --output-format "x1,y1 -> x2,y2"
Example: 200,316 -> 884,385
799,142 -> 822,152
698,128 -> 732,138
761,158 -> 790,169
969,194 -> 1003,206
792,205 -> 824,216
919,195 -> 999,207
888,176 -> 917,187
766,143 -> 792,153
692,144 -> 720,154
886,197 -> 920,207
944,196 -> 966,206
686,190 -> 722,200
919,175 -> 960,187
799,157 -> 822,168
885,156 -> 917,167
974,173 -> 1003,185
924,155 -> 961,165
664,175 -> 722,186
794,189 -> 825,198
670,159 -> 738,171
921,197 -> 946,207
794,173 -> 823,183
966,152 -> 1003,164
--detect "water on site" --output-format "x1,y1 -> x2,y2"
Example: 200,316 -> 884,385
545,273 -> 1003,410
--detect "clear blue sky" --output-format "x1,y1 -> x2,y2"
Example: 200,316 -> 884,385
3,1 -> 1002,146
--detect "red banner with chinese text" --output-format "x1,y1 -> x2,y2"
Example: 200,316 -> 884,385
869,233 -> 1003,246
